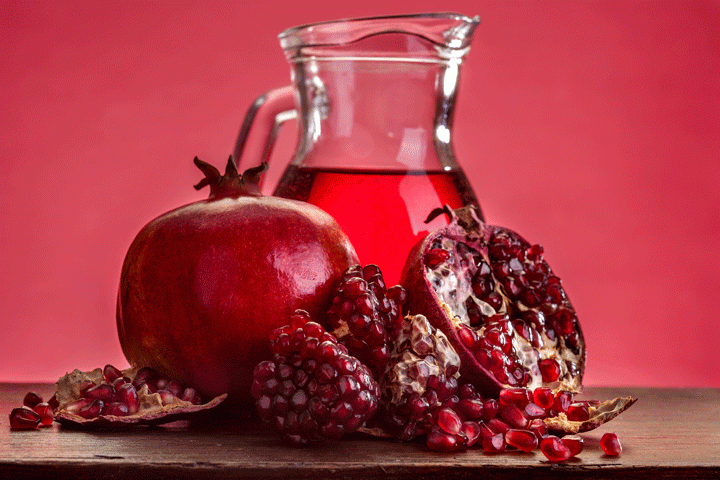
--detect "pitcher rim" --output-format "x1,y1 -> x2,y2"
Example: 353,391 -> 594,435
278,12 -> 480,52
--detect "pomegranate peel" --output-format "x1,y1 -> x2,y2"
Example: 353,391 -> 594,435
52,367 -> 227,428
544,396 -> 637,434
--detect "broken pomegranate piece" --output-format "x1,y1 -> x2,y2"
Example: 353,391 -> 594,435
251,309 -> 380,444
325,264 -> 407,376
53,365 -> 227,428
401,205 -> 585,397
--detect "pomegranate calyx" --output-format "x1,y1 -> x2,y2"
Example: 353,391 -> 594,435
192,156 -> 267,199
544,396 -> 637,434
425,204 -> 482,235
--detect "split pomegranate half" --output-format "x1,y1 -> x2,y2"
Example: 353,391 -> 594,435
401,205 -> 585,397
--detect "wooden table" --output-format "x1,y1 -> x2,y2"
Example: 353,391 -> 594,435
1,384 -> 718,479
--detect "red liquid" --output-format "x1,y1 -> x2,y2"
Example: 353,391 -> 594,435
274,166 -> 482,286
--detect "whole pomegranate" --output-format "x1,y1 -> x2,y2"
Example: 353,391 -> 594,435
117,157 -> 358,408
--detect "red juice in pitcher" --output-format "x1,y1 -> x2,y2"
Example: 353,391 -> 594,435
274,165 -> 482,286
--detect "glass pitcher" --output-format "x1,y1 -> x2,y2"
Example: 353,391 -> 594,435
233,12 -> 483,285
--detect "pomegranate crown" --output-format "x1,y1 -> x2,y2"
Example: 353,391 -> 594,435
193,156 -> 267,199
426,204 -> 483,233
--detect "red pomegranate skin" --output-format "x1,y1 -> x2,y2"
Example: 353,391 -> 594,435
117,159 -> 358,408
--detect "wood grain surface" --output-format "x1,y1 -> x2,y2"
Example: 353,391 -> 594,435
1,385 -> 718,479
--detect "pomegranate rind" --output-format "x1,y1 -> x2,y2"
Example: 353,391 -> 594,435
400,205 -> 586,397
544,396 -> 637,434
53,368 -> 227,428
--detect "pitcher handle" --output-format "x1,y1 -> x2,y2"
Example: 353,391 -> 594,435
233,85 -> 297,176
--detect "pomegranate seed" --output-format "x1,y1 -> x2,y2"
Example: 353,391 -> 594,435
165,380 -> 183,397
505,429 -> 538,452
64,398 -> 91,415
255,395 -> 272,420
103,364 -> 123,383
482,399 -> 499,422
427,430 -> 460,452
84,383 -> 116,403
600,432 -> 622,456
528,418 -> 548,440
105,402 -> 130,416
112,377 -> 129,388
533,387 -> 555,409
499,387 -> 532,407
566,403 -> 590,422
488,418 -> 510,434
478,421 -> 495,439
437,408 -> 462,435
482,432 -> 506,453
561,435 -> 584,457
458,325 -> 478,349
462,421 -> 481,447
540,435 -> 572,461
538,358 -> 561,382
9,406 -> 41,430
157,390 -> 176,405
180,387 -> 202,405
79,399 -> 105,419
32,402 -> 54,426
132,367 -> 158,389
523,402 -> 546,419
552,391 -> 574,413
456,398 -> 484,420
23,391 -> 43,409
424,249 -> 450,268
117,383 -> 140,414
499,403 -> 529,429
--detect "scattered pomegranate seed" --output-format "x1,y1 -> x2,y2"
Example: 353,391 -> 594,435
32,403 -> 54,426
600,432 -> 622,456
540,435 -> 572,461
499,403 -> 529,429
528,418 -> 548,441
561,435 -> 584,457
505,428 -> 538,452
23,392 -> 43,409
427,430 -> 460,452
462,421 -> 482,447
437,408 -> 462,435
482,432 -> 507,453
9,407 -> 41,430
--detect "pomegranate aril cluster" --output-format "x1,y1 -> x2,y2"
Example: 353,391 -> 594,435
63,365 -> 202,420
251,309 -> 380,444
425,229 -> 583,391
326,264 -> 407,373
378,314 -> 463,441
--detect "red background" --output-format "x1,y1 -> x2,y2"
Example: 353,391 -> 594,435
1,0 -> 718,387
